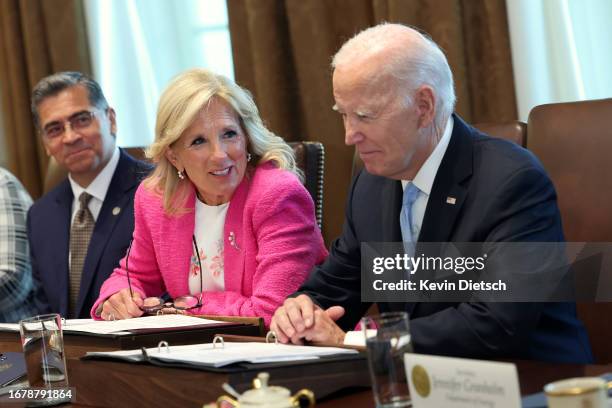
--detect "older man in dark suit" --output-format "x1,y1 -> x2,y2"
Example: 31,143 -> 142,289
270,23 -> 593,363
28,72 -> 150,318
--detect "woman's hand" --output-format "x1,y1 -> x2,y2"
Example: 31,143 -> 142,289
100,288 -> 145,320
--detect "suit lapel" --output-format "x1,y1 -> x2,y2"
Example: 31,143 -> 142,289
223,175 -> 250,293
418,115 -> 473,243
407,116 -> 474,317
381,177 -> 403,242
76,150 -> 140,315
162,189 -> 196,298
375,177 -> 414,315
53,181 -> 73,316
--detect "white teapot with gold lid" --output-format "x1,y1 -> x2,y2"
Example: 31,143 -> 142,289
214,372 -> 315,408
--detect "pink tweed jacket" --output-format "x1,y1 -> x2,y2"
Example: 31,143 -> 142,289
91,163 -> 327,326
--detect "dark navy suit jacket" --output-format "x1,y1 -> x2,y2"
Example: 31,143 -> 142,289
296,115 -> 593,363
27,149 -> 150,318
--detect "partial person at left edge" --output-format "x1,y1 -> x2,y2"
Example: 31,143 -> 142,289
0,167 -> 37,322
27,72 -> 152,319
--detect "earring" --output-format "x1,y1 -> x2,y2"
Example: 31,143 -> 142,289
247,153 -> 252,162
177,169 -> 185,180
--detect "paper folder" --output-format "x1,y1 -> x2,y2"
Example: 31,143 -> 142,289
83,334 -> 366,373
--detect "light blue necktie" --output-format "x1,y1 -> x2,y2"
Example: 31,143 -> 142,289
400,182 -> 420,258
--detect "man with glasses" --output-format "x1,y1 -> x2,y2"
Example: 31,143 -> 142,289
28,72 -> 150,318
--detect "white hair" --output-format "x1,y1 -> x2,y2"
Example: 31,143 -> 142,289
332,23 -> 456,130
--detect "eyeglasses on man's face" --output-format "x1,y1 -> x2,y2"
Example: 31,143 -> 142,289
41,110 -> 99,140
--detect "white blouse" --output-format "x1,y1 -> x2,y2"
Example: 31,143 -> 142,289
189,199 -> 229,295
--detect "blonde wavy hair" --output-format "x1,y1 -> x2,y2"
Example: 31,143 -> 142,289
144,68 -> 301,214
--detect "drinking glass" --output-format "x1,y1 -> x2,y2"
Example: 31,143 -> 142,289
361,312 -> 412,408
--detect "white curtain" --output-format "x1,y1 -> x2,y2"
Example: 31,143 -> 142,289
84,0 -> 233,148
507,0 -> 612,121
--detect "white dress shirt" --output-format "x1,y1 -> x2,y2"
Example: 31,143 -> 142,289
68,147 -> 120,267
401,117 -> 453,242
344,118 -> 454,346
69,147 -> 120,223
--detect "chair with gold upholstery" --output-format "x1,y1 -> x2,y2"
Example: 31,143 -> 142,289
527,98 -> 612,363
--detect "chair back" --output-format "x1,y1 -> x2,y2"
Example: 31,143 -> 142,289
527,98 -> 612,363
528,99 -> 612,241
289,141 -> 325,228
473,121 -> 527,147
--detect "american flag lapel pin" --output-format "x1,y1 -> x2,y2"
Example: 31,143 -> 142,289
446,196 -> 457,205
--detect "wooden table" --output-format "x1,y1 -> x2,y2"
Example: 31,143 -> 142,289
68,354 -> 370,407
58,358 -> 612,407
3,331 -> 611,407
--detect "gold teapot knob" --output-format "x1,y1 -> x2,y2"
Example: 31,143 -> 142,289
290,389 -> 315,407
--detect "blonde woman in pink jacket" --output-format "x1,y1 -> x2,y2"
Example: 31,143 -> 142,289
91,69 -> 327,326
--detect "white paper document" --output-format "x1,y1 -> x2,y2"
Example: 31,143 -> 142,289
0,315 -> 224,336
85,341 -> 359,368
63,315 -> 224,335
0,323 -> 22,332
0,319 -> 96,333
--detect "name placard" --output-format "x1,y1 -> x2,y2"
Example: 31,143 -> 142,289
404,354 -> 520,408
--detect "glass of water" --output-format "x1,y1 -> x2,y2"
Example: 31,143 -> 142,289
361,312 -> 412,408
19,314 -> 69,405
